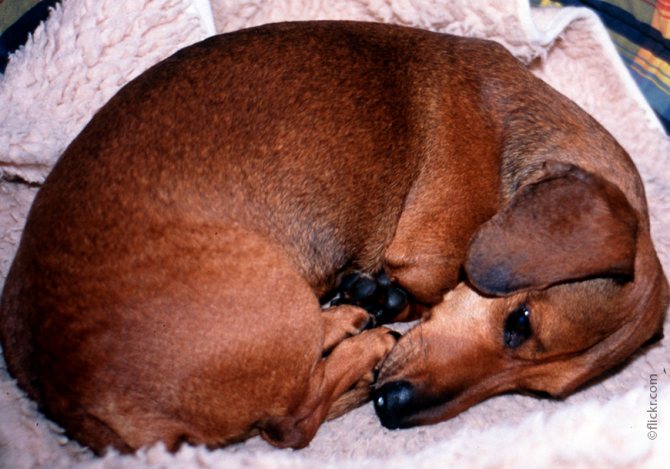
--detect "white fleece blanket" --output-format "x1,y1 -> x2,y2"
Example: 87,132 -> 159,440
1,1 -> 669,467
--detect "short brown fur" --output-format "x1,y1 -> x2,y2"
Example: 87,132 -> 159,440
0,21 -> 667,452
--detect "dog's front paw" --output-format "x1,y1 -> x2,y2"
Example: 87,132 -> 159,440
323,271 -> 408,325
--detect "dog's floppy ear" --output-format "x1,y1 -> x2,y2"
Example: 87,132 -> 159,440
465,162 -> 638,295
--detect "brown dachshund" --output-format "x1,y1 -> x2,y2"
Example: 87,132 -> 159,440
0,21 -> 667,454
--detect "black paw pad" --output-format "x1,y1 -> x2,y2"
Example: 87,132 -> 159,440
322,271 -> 408,325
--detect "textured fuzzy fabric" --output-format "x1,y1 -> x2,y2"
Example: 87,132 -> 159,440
0,0 -> 209,183
1,1 -> 669,467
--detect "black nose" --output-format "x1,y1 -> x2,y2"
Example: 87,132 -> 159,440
373,381 -> 414,429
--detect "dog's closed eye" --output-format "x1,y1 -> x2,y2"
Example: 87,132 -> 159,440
504,304 -> 532,348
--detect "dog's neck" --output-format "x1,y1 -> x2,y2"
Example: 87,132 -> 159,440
491,82 -> 648,219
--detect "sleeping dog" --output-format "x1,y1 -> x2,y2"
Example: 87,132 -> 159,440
1,21 -> 667,453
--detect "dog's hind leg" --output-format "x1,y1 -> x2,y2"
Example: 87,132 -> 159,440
320,305 -> 372,353
325,369 -> 377,421
257,326 -> 397,448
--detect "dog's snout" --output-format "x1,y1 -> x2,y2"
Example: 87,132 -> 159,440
373,381 -> 414,429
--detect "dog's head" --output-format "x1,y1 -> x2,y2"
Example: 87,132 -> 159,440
373,162 -> 668,429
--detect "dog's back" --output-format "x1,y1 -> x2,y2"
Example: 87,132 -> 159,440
1,21 -> 477,452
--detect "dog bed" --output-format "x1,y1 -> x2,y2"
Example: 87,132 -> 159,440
0,1 -> 668,467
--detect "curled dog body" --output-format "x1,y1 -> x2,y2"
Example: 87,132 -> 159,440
0,21 -> 667,454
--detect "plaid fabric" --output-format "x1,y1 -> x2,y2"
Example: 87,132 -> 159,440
532,0 -> 670,133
